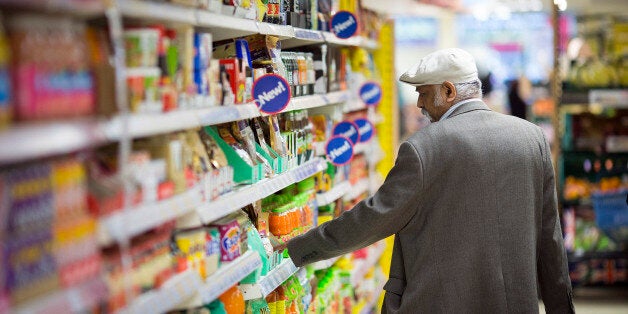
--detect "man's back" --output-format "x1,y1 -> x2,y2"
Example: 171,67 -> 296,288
390,102 -> 572,313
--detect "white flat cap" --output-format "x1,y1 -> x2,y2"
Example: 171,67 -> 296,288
399,48 -> 478,86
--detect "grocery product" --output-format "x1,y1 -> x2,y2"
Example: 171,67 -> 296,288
212,215 -> 242,262
219,285 -> 246,314
0,14 -> 10,128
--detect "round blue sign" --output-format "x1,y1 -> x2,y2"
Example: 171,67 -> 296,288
331,11 -> 358,39
359,82 -> 382,106
326,136 -> 354,166
332,121 -> 360,145
253,74 -> 291,114
354,118 -> 374,143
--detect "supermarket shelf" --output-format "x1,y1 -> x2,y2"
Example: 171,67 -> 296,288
122,270 -> 202,314
351,243 -> 386,287
0,0 -> 105,17
322,32 -> 379,50
316,181 -> 351,206
344,99 -> 367,113
117,0 -> 196,24
561,89 -> 628,108
568,251 -> 628,263
286,90 -> 350,112
344,178 -> 370,201
12,278 -> 108,314
197,11 -> 259,41
196,157 -> 328,223
311,256 -> 340,271
118,1 -> 377,49
98,185 -> 203,245
179,251 -> 262,308
240,258 -> 299,300
0,119 -> 109,166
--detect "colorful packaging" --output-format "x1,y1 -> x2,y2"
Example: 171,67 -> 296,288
219,58 -> 245,104
204,227 -> 222,276
124,28 -> 160,67
126,67 -> 162,113
213,216 -> 241,262
173,228 -> 207,277
0,15 -> 11,128
219,285 -> 245,314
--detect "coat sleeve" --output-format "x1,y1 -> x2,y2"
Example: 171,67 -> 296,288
537,133 -> 575,313
288,141 -> 423,267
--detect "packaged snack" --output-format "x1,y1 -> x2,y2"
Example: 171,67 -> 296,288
0,15 -> 11,128
204,227 -> 222,277
124,28 -> 160,67
269,116 -> 288,157
217,124 -> 256,166
219,286 -> 245,314
246,299 -> 272,314
212,216 -> 241,262
126,67 -> 162,113
172,227 -> 207,277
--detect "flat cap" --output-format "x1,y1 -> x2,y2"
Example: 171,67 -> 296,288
399,48 -> 478,86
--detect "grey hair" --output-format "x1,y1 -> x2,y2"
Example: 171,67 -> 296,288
453,79 -> 482,101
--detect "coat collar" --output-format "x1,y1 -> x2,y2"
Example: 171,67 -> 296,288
447,100 -> 491,118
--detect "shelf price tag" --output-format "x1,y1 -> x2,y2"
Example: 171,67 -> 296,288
332,121 -> 360,145
253,74 -> 291,114
359,82 -> 382,106
326,136 -> 354,166
354,118 -> 374,143
331,11 -> 358,39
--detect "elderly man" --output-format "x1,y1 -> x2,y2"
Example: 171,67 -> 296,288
287,48 -> 574,313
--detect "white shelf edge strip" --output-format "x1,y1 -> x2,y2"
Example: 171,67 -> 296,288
351,243 -> 386,287
119,1 -> 377,49
0,119 -> 108,166
123,270 -> 202,314
311,256 -> 340,271
198,251 -> 262,305
99,185 -> 203,244
241,258 -> 299,300
197,158 -> 327,223
344,178 -> 370,201
316,181 -> 351,206
13,278 -> 108,314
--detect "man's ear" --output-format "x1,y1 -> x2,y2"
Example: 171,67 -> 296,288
442,81 -> 457,102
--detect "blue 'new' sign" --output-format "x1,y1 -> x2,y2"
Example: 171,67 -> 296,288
326,136 -> 354,166
331,11 -> 358,39
359,82 -> 382,106
253,74 -> 291,114
332,121 -> 360,145
354,118 -> 374,143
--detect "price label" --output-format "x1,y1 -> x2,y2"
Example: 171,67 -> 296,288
359,82 -> 382,106
354,118 -> 374,143
332,121 -> 360,145
325,136 -> 354,166
253,74 -> 291,114
331,11 -> 358,39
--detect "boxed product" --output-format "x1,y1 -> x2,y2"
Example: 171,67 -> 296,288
211,215 -> 242,262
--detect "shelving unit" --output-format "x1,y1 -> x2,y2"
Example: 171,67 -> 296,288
240,258 -> 299,300
99,158 -> 327,244
12,278 -> 108,314
311,257 -> 341,271
122,270 -> 202,314
0,0 -> 389,311
178,251 -> 263,308
316,181 -> 351,206
196,157 -> 327,223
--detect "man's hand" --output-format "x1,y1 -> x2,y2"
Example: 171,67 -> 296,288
269,235 -> 288,252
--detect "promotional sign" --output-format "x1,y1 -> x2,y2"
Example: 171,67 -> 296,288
331,11 -> 358,39
253,74 -> 291,114
354,118 -> 374,143
325,136 -> 354,166
359,81 -> 382,106
332,121 -> 360,145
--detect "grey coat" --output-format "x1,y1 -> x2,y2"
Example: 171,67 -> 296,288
288,101 -> 574,313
